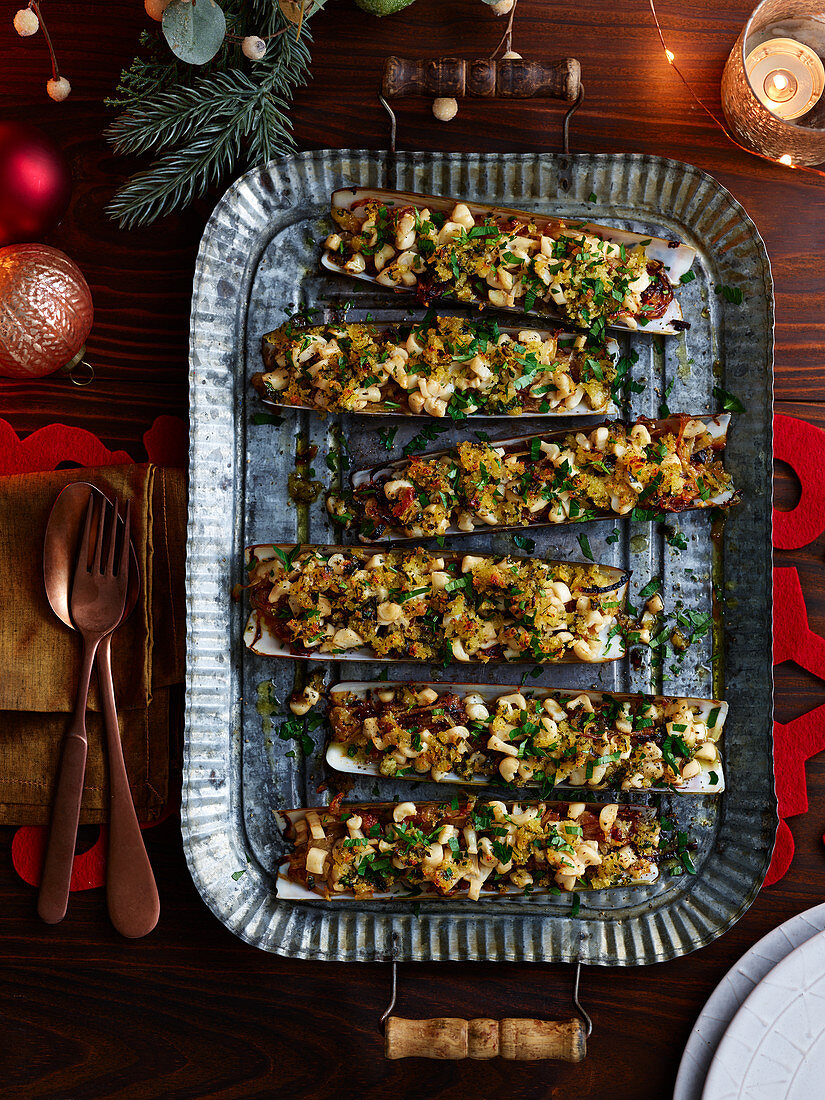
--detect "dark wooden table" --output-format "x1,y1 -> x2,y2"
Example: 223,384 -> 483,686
1,1 -> 822,1096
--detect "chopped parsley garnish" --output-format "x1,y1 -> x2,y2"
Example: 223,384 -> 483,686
659,377 -> 675,419
712,385 -> 746,414
275,713 -> 317,757
714,283 -> 744,305
638,577 -> 662,600
377,426 -> 398,450
397,586 -> 430,603
466,224 -> 501,239
593,751 -> 622,766
676,830 -> 696,874
402,421 -> 453,457
272,545 -> 299,572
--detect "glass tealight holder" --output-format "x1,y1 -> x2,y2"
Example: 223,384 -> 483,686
722,0 -> 825,165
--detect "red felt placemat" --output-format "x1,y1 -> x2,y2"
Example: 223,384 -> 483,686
765,413 -> 825,885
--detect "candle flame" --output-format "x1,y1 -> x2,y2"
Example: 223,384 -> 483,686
771,72 -> 789,91
665,48 -> 675,63
646,0 -> 825,184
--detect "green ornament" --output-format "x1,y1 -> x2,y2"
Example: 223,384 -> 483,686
353,0 -> 417,16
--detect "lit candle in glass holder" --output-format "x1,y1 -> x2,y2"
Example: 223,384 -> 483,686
721,1 -> 825,166
745,36 -> 825,120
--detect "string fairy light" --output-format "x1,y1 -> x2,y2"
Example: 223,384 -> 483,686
647,0 -> 825,180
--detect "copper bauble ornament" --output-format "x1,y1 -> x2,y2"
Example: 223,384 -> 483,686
0,123 -> 72,246
0,244 -> 93,379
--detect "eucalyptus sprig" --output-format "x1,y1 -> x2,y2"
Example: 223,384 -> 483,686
105,0 -> 328,229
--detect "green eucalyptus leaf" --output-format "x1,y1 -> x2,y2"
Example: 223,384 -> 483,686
162,0 -> 227,66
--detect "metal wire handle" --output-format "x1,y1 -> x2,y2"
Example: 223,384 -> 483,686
378,85 -> 584,156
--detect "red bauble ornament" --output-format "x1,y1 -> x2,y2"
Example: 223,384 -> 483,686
0,244 -> 93,379
0,123 -> 72,246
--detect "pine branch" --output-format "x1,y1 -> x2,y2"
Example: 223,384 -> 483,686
247,91 -> 296,166
104,70 -> 274,158
105,2 -> 318,228
107,31 -> 194,107
107,126 -> 244,230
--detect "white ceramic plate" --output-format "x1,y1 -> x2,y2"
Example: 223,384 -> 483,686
674,904 -> 825,1100
699,911 -> 825,1100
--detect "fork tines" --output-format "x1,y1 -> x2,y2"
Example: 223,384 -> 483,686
78,493 -> 130,577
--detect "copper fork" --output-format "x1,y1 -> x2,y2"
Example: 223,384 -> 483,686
38,494 -> 131,925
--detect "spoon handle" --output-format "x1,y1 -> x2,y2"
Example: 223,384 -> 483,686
98,634 -> 160,938
38,634 -> 97,924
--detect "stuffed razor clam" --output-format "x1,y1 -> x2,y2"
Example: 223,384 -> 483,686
244,545 -> 629,664
328,414 -> 738,541
322,187 -> 696,336
325,682 -> 727,794
277,798 -> 663,901
255,315 -> 620,418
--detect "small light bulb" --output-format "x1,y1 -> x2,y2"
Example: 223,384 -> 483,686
779,154 -> 794,165
665,49 -> 675,63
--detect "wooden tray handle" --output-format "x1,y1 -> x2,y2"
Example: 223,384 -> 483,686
384,1016 -> 586,1061
382,56 -> 581,102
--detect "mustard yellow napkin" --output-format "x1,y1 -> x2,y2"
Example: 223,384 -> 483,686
0,464 -> 185,824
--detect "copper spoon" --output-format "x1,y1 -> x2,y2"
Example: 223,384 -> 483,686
39,493 -> 131,924
43,482 -> 160,937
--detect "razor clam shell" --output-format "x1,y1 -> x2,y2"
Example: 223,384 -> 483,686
243,545 -> 629,664
276,867 -> 658,901
274,801 -> 660,901
324,680 -> 727,795
322,187 -> 696,336
346,413 -> 736,542
255,324 -> 621,419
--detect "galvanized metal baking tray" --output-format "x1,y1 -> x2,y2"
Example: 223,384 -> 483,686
183,150 -> 775,964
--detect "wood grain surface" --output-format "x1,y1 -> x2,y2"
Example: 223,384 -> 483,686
1,1 -> 822,1097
